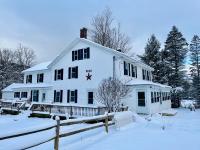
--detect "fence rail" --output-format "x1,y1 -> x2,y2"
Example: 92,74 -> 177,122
0,113 -> 115,150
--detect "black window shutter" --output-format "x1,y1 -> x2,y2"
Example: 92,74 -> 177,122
54,70 -> 57,81
60,90 -> 63,103
61,69 -> 63,80
67,90 -> 70,103
76,66 -> 78,78
72,51 -> 75,61
68,67 -> 71,79
87,47 -> 90,58
30,75 -> 32,83
54,90 -> 56,102
75,90 -> 77,103
37,74 -> 39,83
128,63 -> 131,76
41,74 -> 44,82
30,91 -> 32,101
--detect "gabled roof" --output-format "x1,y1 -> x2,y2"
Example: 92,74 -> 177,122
47,38 -> 154,71
22,61 -> 52,73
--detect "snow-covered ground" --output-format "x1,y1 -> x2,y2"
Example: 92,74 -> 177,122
0,108 -> 200,150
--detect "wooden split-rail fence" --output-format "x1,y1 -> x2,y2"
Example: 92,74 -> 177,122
0,113 -> 115,150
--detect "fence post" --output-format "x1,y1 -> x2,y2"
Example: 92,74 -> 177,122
54,116 -> 60,150
105,113 -> 108,133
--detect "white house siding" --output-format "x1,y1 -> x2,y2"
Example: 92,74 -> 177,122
2,91 -> 13,100
50,41 -> 113,105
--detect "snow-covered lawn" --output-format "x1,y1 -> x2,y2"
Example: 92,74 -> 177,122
0,108 -> 200,150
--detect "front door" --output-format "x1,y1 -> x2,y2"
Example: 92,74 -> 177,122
32,90 -> 39,102
138,92 -> 145,107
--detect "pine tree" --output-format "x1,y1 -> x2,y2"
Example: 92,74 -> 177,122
190,35 -> 200,100
164,26 -> 188,87
164,26 -> 188,107
140,34 -> 161,82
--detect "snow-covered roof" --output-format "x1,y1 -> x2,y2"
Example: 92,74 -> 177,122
22,61 -> 52,73
126,79 -> 171,88
2,83 -> 52,92
48,38 -> 154,71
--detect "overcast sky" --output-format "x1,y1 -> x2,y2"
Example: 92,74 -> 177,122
0,0 -> 200,63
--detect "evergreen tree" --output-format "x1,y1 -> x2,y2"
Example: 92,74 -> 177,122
190,35 -> 200,100
140,34 -> 161,82
164,26 -> 188,87
164,26 -> 188,107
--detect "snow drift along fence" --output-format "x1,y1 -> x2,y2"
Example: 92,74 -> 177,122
0,113 -> 115,150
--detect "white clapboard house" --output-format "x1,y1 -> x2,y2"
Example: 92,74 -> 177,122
1,28 -> 171,116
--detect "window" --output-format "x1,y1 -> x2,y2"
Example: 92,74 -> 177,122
157,92 -> 160,102
78,49 -> 83,60
21,92 -> 27,98
84,47 -> 90,59
68,66 -> 78,79
14,92 -> 20,98
131,65 -> 137,78
42,93 -> 46,102
142,69 -> 152,81
151,92 -> 154,103
37,73 -> 44,83
54,90 -> 63,103
124,61 -> 128,75
26,75 -> 32,83
67,90 -> 77,103
72,47 -> 90,61
54,69 -> 63,80
138,92 -> 145,106
154,92 -> 157,102
88,92 -> 94,104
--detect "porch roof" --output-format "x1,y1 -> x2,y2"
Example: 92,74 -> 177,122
2,83 -> 52,92
126,79 -> 171,88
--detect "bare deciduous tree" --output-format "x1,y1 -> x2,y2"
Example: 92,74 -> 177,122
15,44 -> 36,67
95,77 -> 132,112
91,8 -> 131,53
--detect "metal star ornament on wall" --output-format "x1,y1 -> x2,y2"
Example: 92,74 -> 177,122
86,73 -> 92,80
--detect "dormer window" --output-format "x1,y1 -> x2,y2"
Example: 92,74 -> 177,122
54,69 -> 63,80
26,75 -> 32,83
37,73 -> 44,83
72,47 -> 90,61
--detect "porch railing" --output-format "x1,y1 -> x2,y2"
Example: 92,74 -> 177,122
30,103 -> 107,117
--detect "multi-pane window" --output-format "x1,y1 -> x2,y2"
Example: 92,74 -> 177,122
124,61 -> 137,78
54,69 -> 63,80
131,64 -> 137,78
67,90 -> 78,103
88,92 -> 94,104
14,92 -> 20,98
21,92 -> 27,98
37,73 -> 44,83
54,90 -> 63,103
142,69 -> 152,81
26,75 -> 32,83
72,47 -> 90,61
84,47 -> 90,59
68,66 -> 78,79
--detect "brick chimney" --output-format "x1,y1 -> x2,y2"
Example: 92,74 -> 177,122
80,27 -> 87,39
